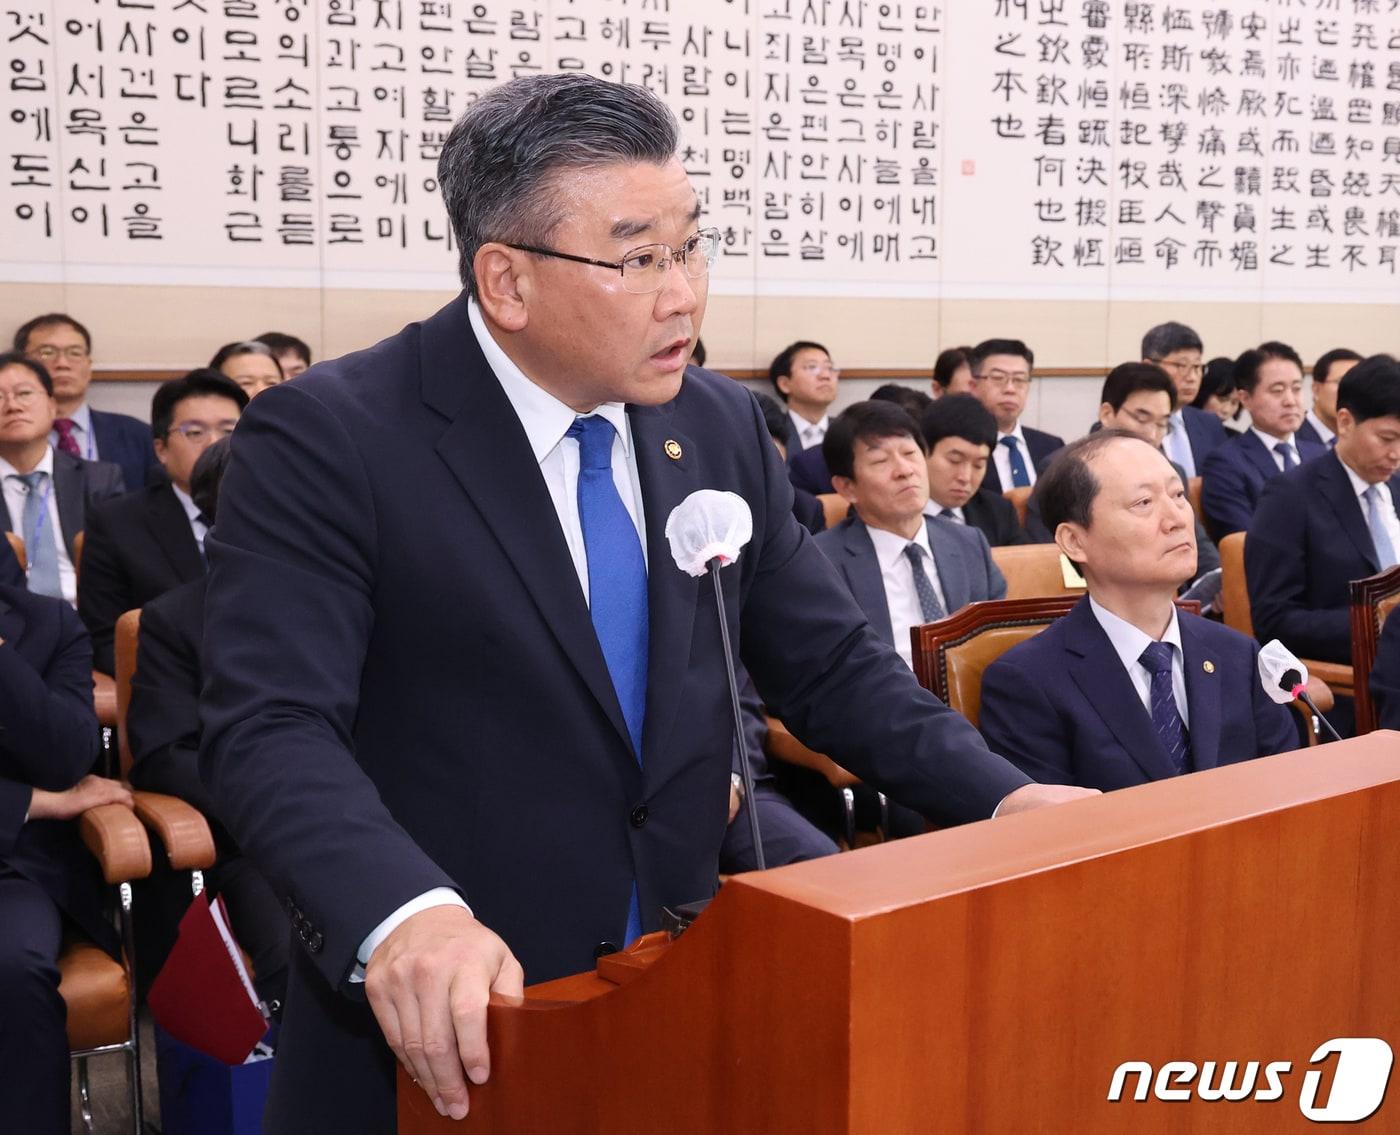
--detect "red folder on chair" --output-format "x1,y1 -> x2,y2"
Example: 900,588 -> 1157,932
148,892 -> 268,1065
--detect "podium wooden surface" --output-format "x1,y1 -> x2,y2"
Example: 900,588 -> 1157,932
400,735 -> 1400,1133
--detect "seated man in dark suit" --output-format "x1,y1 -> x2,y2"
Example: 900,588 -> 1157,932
968,338 -> 1064,493
919,393 -> 1028,546
770,339 -> 838,466
1201,342 -> 1326,537
255,331 -> 313,381
0,352 -> 125,604
79,369 -> 246,674
754,390 -> 824,534
1248,355 -> 1400,668
981,431 -> 1296,790
0,578 -> 134,1133
126,439 -> 288,1012
1297,347 -> 1362,450
814,401 -> 1006,669
14,313 -> 159,493
1141,321 -> 1229,478
787,382 -> 931,497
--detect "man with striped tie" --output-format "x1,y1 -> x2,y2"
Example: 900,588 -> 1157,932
980,430 -> 1296,791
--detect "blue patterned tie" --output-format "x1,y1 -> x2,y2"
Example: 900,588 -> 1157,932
1274,441 -> 1297,471
1365,485 -> 1398,569
568,415 -> 648,945
1000,435 -> 1031,487
15,471 -> 61,599
903,542 -> 947,622
1139,641 -> 1190,775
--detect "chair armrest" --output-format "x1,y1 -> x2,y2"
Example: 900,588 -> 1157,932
1303,660 -> 1352,698
1305,676 -> 1334,714
763,717 -> 862,789
91,671 -> 118,728
79,803 -> 152,884
131,790 -> 217,871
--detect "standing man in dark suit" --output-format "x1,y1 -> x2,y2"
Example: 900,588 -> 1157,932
0,579 -> 134,1134
814,401 -> 1007,668
968,338 -> 1064,493
919,393 -> 1028,546
14,313 -> 160,493
1297,348 -> 1362,450
1141,321 -> 1229,478
981,432 -> 1296,791
0,353 -> 125,605
1201,342 -> 1326,537
1248,355 -> 1400,667
198,76 -> 1091,1134
78,369 -> 246,674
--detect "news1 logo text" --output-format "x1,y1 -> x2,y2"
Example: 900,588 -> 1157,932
1108,1038 -> 1394,1122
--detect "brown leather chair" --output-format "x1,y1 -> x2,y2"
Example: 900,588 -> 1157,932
4,529 -> 25,571
1003,486 -> 1033,527
1187,476 -> 1203,523
1219,531 -> 1353,700
990,544 -> 1087,601
815,492 -> 848,530
763,717 -> 888,850
62,799 -> 153,1134
1349,565 -> 1400,734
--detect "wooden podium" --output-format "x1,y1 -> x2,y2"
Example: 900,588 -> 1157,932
400,735 -> 1400,1133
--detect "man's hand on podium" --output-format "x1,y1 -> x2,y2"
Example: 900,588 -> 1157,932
996,783 -> 1101,816
365,905 -> 525,1121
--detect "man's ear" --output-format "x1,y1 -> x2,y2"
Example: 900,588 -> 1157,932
474,244 -> 530,333
1056,521 -> 1089,567
1334,407 -> 1355,440
775,374 -> 792,399
831,474 -> 858,507
1097,403 -> 1115,430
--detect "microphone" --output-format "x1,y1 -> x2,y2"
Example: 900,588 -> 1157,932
1257,639 -> 1342,743
665,490 -> 765,871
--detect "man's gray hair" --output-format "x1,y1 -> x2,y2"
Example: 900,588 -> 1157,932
438,74 -> 681,297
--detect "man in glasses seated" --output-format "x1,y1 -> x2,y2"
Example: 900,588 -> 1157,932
78,370 -> 246,674
14,313 -> 160,494
968,338 -> 1064,492
0,352 -> 125,606
1140,321 -> 1229,481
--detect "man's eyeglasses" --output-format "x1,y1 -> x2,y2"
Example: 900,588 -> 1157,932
0,386 -> 43,408
168,422 -> 237,445
28,345 -> 89,363
1152,358 -> 1205,378
506,228 -> 721,296
975,370 -> 1032,390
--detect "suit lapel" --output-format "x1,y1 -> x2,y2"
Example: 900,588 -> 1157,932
146,486 -> 205,581
841,518 -> 895,645
51,451 -> 84,561
0,595 -> 22,647
1317,453 -> 1379,573
1240,431 -> 1282,484
1178,615 -> 1222,770
926,516 -> 969,612
421,298 -> 636,757
1063,599 -> 1182,782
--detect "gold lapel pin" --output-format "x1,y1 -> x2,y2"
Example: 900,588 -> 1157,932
664,439 -> 683,460
1203,660 -> 1215,674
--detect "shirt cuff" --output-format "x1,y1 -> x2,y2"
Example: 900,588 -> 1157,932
348,887 -> 471,984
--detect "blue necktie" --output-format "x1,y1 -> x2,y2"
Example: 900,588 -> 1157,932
15,471 -> 61,599
568,415 -> 649,945
1274,441 -> 1297,471
1164,417 -> 1195,478
1139,641 -> 1190,775
903,542 -> 947,622
1365,485 -> 1398,569
1000,435 -> 1031,487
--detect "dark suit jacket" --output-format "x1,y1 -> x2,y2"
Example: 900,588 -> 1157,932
1247,451 -> 1400,664
78,483 -> 204,675
90,408 -> 160,493
788,443 -> 833,495
1179,404 -> 1230,470
0,535 -> 21,589
959,487 -> 1029,546
980,596 -> 1296,790
197,295 -> 1031,1131
0,450 -> 125,564
979,425 -> 1064,493
0,583 -> 111,954
1200,429 -> 1327,538
813,514 -> 1007,646
1294,416 -> 1335,451
792,486 -> 825,534
1369,611 -> 1400,729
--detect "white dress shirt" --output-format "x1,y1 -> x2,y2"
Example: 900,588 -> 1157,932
865,520 -> 948,670
170,484 -> 210,556
0,446 -> 78,605
1304,409 -> 1336,447
788,409 -> 829,453
48,401 -> 98,461
1341,458 -> 1400,560
992,423 -> 1037,488
1088,596 -> 1190,727
1250,426 -> 1299,472
356,298 -> 651,976
924,499 -> 964,523
1162,409 -> 1196,478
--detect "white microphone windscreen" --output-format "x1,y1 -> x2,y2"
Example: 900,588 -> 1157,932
665,490 -> 754,577
1257,639 -> 1310,705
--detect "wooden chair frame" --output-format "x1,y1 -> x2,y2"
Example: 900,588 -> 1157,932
1349,564 -> 1400,734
